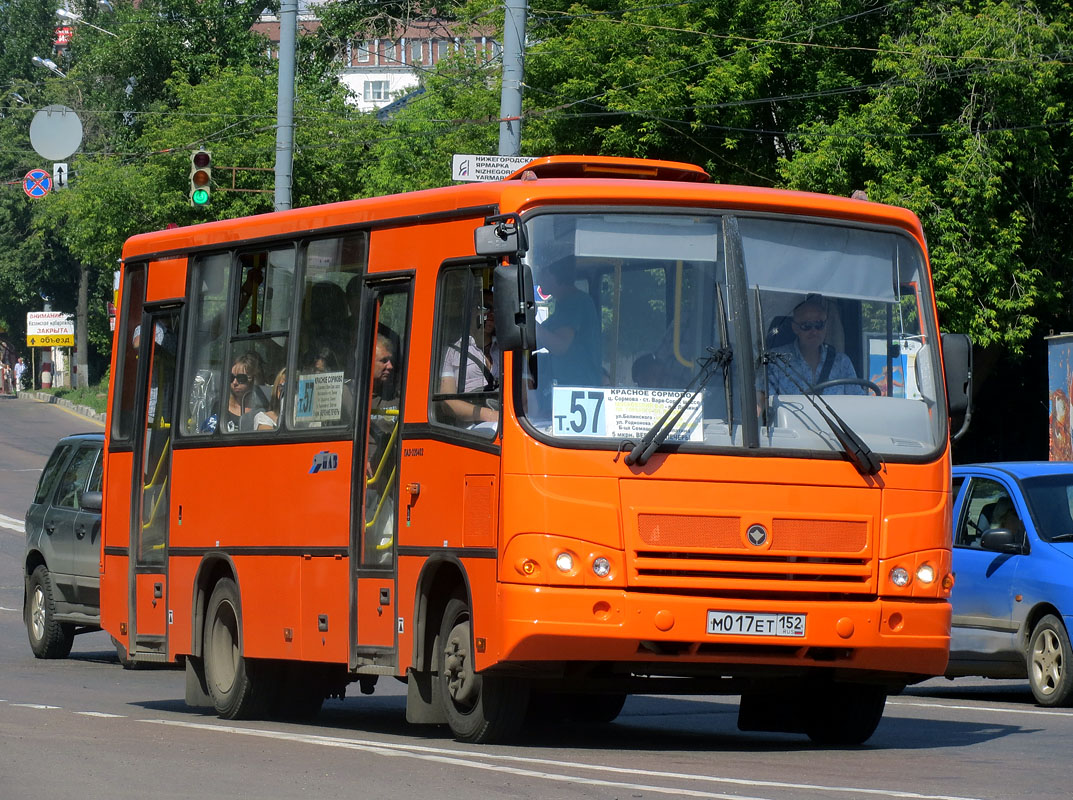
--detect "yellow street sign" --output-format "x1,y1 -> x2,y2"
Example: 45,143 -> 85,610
28,334 -> 74,347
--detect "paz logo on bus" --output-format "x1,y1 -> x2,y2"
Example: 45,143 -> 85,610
746,525 -> 768,547
309,451 -> 339,474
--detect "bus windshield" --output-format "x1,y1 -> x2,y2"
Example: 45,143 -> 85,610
519,210 -> 945,461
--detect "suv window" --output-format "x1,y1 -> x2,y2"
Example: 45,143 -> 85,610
54,445 -> 101,509
34,444 -> 71,505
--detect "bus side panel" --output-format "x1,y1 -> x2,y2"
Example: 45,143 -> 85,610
397,553 -> 423,671
297,555 -> 349,663
169,441 -> 353,660
170,441 -> 352,549
235,554 -> 302,659
167,555 -> 197,658
100,554 -> 129,648
100,449 -> 133,646
466,557 -> 500,672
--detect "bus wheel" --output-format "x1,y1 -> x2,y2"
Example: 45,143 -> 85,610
1027,615 -> 1073,707
437,597 -> 528,743
204,578 -> 272,719
804,682 -> 887,745
26,566 -> 74,659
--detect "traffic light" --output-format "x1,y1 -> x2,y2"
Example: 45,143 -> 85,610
189,148 -> 212,206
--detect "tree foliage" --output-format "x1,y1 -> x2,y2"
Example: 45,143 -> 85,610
2,0 -> 1071,395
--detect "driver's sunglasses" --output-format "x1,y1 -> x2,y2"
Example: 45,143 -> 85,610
230,372 -> 251,384
794,320 -> 826,332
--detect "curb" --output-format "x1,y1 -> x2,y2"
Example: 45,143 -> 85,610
14,390 -> 107,425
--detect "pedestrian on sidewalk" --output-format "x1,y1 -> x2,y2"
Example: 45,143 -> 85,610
14,356 -> 26,393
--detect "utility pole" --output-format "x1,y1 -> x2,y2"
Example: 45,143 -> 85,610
498,0 -> 527,156
274,0 -> 297,210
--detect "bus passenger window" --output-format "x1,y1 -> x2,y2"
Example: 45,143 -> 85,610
431,268 -> 499,435
291,233 -> 367,430
182,252 -> 231,436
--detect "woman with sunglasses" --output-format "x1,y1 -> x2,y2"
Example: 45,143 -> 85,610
765,295 -> 864,397
225,351 -> 268,432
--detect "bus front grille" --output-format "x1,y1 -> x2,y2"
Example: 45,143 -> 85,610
631,513 -> 874,593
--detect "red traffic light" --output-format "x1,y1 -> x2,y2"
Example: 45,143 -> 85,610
192,150 -> 211,169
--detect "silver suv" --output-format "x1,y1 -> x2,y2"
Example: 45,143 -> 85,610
24,432 -> 104,658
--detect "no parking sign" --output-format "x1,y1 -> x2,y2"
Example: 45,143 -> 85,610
23,168 -> 52,198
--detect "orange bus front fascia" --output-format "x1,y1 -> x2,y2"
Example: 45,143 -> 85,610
483,432 -> 952,678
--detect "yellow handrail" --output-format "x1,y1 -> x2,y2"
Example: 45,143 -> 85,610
366,409 -> 399,487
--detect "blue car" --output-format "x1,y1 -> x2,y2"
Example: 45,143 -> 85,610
948,463 -> 1073,706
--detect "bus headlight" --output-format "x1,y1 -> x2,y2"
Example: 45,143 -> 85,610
890,566 -> 911,587
916,563 -> 936,585
555,552 -> 574,573
592,557 -> 611,578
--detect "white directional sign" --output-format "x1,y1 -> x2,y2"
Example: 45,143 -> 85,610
27,311 -> 74,347
452,154 -> 534,182
53,162 -> 69,189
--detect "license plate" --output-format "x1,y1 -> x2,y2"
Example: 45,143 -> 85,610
706,610 -> 806,638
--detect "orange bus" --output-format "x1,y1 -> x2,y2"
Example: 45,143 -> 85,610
101,155 -> 971,745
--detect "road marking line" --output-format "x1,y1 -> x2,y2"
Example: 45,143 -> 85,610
0,606 -> 19,612
75,711 -> 125,718
11,703 -> 61,710
141,718 -> 988,800
891,699 -> 1073,718
0,513 -> 25,533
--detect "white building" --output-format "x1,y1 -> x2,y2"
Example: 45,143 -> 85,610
255,14 -> 500,113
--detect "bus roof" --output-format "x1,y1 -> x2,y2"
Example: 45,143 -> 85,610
120,156 -> 924,261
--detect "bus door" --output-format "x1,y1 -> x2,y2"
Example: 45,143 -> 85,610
352,279 -> 411,666
128,306 -> 182,661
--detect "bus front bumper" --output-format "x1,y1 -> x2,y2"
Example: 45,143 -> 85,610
491,584 -> 950,679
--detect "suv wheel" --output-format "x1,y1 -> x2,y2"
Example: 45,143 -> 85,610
26,566 -> 75,659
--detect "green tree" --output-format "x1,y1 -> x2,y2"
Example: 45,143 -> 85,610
780,1 -> 1071,352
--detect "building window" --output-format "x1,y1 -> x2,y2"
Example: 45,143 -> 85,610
409,39 -> 423,64
364,81 -> 390,102
354,40 -> 373,63
436,39 -> 451,61
382,40 -> 396,65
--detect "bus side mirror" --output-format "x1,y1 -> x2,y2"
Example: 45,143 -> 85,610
475,213 -> 528,256
493,264 -> 536,351
942,333 -> 973,440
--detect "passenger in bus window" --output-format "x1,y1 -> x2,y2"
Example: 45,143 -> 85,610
371,334 -> 396,409
311,345 -> 341,374
536,257 -> 602,387
765,294 -> 863,397
225,351 -> 268,433
254,369 -> 287,430
439,289 -> 498,428
632,353 -> 666,388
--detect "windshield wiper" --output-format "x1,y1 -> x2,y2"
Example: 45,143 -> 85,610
763,351 -> 882,477
1047,532 -> 1073,542
624,346 -> 732,467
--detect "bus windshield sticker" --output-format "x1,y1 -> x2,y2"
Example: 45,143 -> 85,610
295,371 -> 345,422
550,386 -> 703,441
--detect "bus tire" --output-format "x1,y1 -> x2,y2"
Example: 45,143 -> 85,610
1027,615 -> 1073,707
437,597 -> 528,743
203,578 -> 273,719
804,682 -> 887,745
26,566 -> 74,659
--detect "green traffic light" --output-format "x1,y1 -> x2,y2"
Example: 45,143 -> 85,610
191,188 -> 210,206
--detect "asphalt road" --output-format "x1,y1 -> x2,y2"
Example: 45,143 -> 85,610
2,395 -> 1071,800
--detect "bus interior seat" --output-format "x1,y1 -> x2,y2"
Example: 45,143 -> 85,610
766,315 -> 794,349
